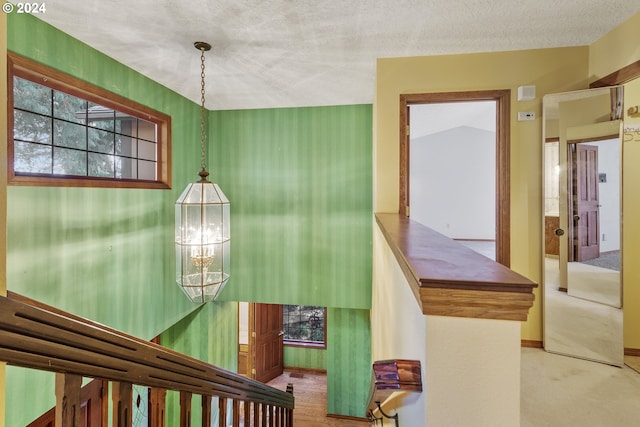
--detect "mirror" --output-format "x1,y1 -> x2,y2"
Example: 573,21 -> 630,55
543,86 -> 624,366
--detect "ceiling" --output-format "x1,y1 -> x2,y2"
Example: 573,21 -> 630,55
34,1 -> 639,111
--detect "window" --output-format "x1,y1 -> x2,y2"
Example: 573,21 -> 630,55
8,53 -> 171,188
283,305 -> 326,348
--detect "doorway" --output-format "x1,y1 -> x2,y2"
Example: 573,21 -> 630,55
399,90 -> 511,266
238,302 -> 284,383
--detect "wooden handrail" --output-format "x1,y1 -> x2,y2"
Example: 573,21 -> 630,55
0,292 -> 294,426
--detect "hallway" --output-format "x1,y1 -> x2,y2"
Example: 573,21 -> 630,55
268,348 -> 640,426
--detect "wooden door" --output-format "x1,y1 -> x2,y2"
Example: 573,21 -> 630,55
573,144 -> 600,261
253,303 -> 284,383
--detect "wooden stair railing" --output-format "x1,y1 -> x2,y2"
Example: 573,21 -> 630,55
366,359 -> 422,425
0,292 -> 294,426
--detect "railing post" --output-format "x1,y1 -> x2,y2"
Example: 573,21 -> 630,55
112,381 -> 133,427
180,391 -> 192,427
55,372 -> 81,427
149,387 -> 167,427
285,383 -> 294,427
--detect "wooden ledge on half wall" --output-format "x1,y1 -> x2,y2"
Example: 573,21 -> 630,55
375,213 -> 537,321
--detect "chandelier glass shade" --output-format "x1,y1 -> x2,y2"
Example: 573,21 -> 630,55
175,41 -> 230,303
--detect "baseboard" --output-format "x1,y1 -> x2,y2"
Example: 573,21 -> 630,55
521,343 -> 639,355
327,413 -> 369,422
283,366 -> 327,375
521,340 -> 543,348
624,348 -> 640,357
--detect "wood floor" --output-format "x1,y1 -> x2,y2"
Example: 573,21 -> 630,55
267,370 -> 370,427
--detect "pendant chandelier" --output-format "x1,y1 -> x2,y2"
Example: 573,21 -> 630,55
175,42 -> 230,303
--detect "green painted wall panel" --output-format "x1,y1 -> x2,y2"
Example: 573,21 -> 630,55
5,14 -> 229,426
161,301 -> 238,425
327,308 -> 371,417
210,106 -> 373,309
5,13 -> 374,424
284,346 -> 327,370
7,13 -> 203,338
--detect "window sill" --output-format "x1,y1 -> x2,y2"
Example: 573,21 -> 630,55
375,213 -> 537,321
284,341 -> 326,350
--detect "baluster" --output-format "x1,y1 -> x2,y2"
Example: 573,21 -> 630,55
55,373 -> 81,427
180,391 -> 192,427
218,397 -> 227,427
244,400 -> 251,427
112,381 -> 133,427
202,395 -> 212,427
261,403 -> 268,427
149,388 -> 166,427
232,399 -> 240,426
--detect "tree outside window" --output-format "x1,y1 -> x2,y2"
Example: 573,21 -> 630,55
283,305 -> 326,347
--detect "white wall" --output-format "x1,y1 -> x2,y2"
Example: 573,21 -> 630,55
592,138 -> 621,253
238,302 -> 248,345
371,224 -> 427,424
371,223 -> 522,427
410,126 -> 496,239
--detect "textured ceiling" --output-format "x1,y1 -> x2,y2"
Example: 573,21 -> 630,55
34,1 -> 639,110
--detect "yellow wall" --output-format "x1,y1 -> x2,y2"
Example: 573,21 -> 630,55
621,77 -> 640,349
374,47 -> 590,341
589,13 -> 640,82
1,11 -> 7,427
588,12 -> 640,350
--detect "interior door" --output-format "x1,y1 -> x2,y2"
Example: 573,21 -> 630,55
573,144 -> 600,261
254,303 -> 284,383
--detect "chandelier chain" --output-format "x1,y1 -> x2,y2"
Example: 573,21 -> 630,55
200,48 -> 207,171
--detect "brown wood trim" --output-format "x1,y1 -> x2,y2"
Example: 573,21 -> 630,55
567,134 -> 620,144
399,90 -> 511,267
0,293 -> 294,409
282,366 -> 327,375
376,213 -> 537,321
521,340 -> 544,348
590,59 -> 640,88
326,414 -> 370,422
624,348 -> 640,357
366,359 -> 422,416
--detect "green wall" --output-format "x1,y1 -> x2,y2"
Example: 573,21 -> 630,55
160,301 -> 238,425
210,106 -> 373,309
6,14 -> 203,338
5,13 -> 374,424
209,106 -> 374,416
5,14 -> 236,426
327,308 -> 371,417
284,346 -> 327,370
